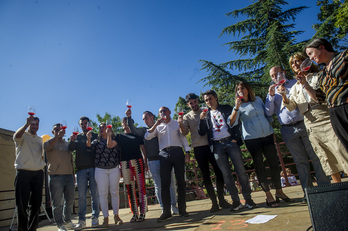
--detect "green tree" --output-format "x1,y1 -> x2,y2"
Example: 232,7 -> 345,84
200,0 -> 308,102
90,112 -> 123,134
313,0 -> 347,50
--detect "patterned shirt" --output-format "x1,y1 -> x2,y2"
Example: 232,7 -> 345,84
88,138 -> 120,169
317,49 -> 348,108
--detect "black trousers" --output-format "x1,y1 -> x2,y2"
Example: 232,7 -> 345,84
15,169 -> 44,231
329,104 -> 348,152
193,145 -> 225,204
159,147 -> 186,215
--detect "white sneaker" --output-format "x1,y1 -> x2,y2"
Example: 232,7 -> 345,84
64,221 -> 76,230
58,225 -> 67,231
74,220 -> 86,230
91,217 -> 99,227
171,206 -> 179,215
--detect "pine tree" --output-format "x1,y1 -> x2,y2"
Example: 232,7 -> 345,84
199,0 -> 307,102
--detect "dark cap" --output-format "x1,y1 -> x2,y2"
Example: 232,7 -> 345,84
185,93 -> 199,102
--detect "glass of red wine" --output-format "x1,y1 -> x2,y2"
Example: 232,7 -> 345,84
73,126 -> 79,142
200,103 -> 208,113
300,58 -> 312,72
61,120 -> 67,130
178,107 -> 184,116
87,122 -> 93,131
126,100 -> 132,109
237,92 -> 244,100
106,120 -> 112,128
277,71 -> 286,86
28,106 -> 36,116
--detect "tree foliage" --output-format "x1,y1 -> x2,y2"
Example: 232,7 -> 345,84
90,112 -> 124,134
199,0 -> 308,102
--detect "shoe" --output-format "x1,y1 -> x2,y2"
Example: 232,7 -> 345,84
275,195 -> 294,203
130,214 -> 138,222
114,214 -> 123,225
230,201 -> 243,211
157,213 -> 173,222
219,199 -> 232,209
266,199 -> 279,208
210,203 -> 220,213
301,197 -> 307,204
74,220 -> 86,230
172,205 -> 179,215
179,211 -> 189,217
101,217 -> 108,228
244,199 -> 258,209
137,213 -> 145,222
58,225 -> 67,231
91,217 -> 99,227
64,221 -> 76,230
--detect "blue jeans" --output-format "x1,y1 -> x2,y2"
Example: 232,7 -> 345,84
76,168 -> 99,221
213,141 -> 252,202
281,121 -> 330,192
49,175 -> 75,227
148,160 -> 177,208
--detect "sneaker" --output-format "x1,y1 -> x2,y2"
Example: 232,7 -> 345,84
157,213 -> 173,222
58,225 -> 67,231
244,199 -> 258,209
230,201 -> 244,211
91,217 -> 99,227
210,203 -> 220,213
74,220 -> 86,230
64,221 -> 76,230
219,199 -> 232,209
172,205 -> 179,215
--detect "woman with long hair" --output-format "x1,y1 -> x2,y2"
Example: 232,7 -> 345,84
87,123 -> 122,227
278,52 -> 348,182
230,81 -> 291,208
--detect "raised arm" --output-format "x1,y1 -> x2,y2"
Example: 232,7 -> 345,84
106,128 -> 117,149
14,116 -> 36,138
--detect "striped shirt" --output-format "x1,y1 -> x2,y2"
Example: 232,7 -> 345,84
317,49 -> 348,108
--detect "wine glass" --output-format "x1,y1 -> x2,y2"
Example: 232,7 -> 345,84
178,107 -> 184,116
126,100 -> 132,109
72,126 -> 79,142
160,113 -> 167,121
106,120 -> 112,128
300,58 -> 312,72
236,92 -> 244,100
28,106 -> 36,116
87,122 -> 93,131
277,71 -> 286,85
61,120 -> 67,130
200,103 -> 208,113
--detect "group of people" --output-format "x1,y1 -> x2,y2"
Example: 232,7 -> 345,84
12,38 -> 347,231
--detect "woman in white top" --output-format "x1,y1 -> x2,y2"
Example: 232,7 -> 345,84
278,52 -> 348,183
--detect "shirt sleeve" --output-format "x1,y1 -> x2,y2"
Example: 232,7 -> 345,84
144,128 -> 157,140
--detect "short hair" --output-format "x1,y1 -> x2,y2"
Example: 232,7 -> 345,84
202,90 -> 218,99
305,38 -> 335,53
79,116 -> 90,122
185,93 -> 199,102
143,111 -> 155,119
234,81 -> 256,102
289,52 -> 321,74
52,123 -> 61,129
33,117 -> 39,122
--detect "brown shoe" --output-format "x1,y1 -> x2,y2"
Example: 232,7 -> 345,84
101,217 -> 109,227
114,214 -> 123,225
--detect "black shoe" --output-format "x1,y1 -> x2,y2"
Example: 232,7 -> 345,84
157,213 -> 172,222
130,214 -> 138,222
266,199 -> 279,208
244,199 -> 258,209
210,203 -> 220,213
219,199 -> 231,209
179,211 -> 189,217
229,201 -> 243,211
275,195 -> 294,203
301,197 -> 307,204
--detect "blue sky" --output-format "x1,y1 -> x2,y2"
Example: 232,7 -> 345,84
0,0 -> 320,137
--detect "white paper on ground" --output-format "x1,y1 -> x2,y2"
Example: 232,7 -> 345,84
245,215 -> 278,224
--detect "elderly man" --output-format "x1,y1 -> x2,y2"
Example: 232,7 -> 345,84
265,66 -> 330,203
145,106 -> 191,222
13,115 -> 46,231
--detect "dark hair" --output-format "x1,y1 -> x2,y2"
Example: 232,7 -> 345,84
185,93 -> 199,102
33,117 -> 39,122
143,111 -> 155,119
234,81 -> 256,102
202,90 -> 218,98
52,123 -> 61,129
305,38 -> 335,53
79,116 -> 90,122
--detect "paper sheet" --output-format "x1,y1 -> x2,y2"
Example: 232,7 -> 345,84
245,215 -> 278,224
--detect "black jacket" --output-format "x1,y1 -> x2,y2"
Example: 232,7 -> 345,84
198,104 -> 242,149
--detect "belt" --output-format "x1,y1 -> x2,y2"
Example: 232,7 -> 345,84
214,136 -> 232,144
162,146 -> 181,152
282,120 -> 303,127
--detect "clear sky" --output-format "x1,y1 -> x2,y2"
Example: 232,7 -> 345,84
0,0 -> 320,137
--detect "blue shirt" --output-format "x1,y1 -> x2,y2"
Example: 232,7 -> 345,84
265,79 -> 304,125
233,97 -> 274,140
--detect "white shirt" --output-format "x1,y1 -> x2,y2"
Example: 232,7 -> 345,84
210,110 -> 230,140
145,118 -> 191,152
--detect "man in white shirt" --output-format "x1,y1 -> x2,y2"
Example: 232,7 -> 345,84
145,106 -> 191,222
13,115 -> 46,231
